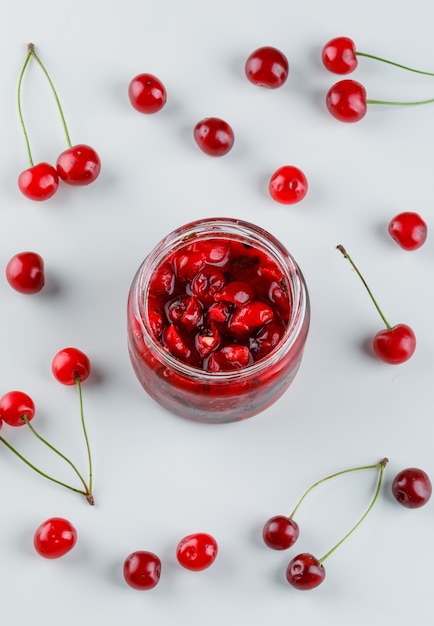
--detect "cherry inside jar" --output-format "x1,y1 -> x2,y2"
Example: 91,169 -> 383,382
128,218 -> 310,423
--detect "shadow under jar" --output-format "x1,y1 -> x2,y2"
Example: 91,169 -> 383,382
127,217 -> 310,424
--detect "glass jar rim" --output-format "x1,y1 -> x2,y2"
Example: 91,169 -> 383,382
132,216 -> 309,382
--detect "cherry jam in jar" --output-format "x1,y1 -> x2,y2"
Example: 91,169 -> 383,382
127,218 -> 310,423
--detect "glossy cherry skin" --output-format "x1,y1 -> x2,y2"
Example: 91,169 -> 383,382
176,532 -> 218,571
193,117 -> 234,156
326,80 -> 367,123
391,468 -> 432,508
269,165 -> 308,204
262,515 -> 300,550
56,144 -> 101,185
34,517 -> 77,559
0,390 -> 35,427
388,212 -> 428,250
245,46 -> 289,88
286,553 -> 326,590
6,251 -> 45,294
123,551 -> 162,590
128,73 -> 167,114
373,323 -> 416,364
52,347 -> 91,385
18,162 -> 59,201
322,37 -> 358,74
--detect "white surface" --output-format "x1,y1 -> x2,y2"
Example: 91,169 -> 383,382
1,0 -> 433,623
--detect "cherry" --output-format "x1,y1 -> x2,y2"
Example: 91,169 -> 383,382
337,245 -> 416,364
228,301 -> 274,335
286,553 -> 325,590
322,37 -> 358,74
269,165 -> 308,204
6,251 -> 45,294
193,117 -> 234,156
323,36 -> 434,76
327,79 -> 434,123
52,347 -> 91,385
176,532 -> 218,571
206,344 -> 253,371
326,80 -> 367,123
33,517 -> 77,559
0,390 -> 35,427
262,515 -> 299,550
391,467 -> 432,508
388,212 -> 428,251
123,550 -> 162,590
128,73 -> 167,114
244,46 -> 289,88
56,144 -> 101,186
18,163 -> 59,201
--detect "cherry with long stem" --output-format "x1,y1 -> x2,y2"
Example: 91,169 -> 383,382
17,44 -> 59,201
322,37 -> 434,76
286,458 -> 388,590
336,244 -> 416,364
263,459 -> 389,550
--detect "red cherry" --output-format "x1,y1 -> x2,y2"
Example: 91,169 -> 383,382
0,390 -> 35,427
326,79 -> 367,123
286,553 -> 326,590
176,532 -> 218,571
388,212 -> 428,250
206,344 -> 253,371
18,162 -> 59,201
262,515 -> 299,550
128,73 -> 167,114
373,323 -> 416,364
123,550 -> 162,590
269,165 -> 308,204
228,301 -> 274,335
6,251 -> 45,294
52,347 -> 91,385
33,517 -> 77,559
244,46 -> 289,88
337,246 -> 416,365
56,144 -> 101,186
322,37 -> 358,74
193,117 -> 234,156
391,467 -> 432,508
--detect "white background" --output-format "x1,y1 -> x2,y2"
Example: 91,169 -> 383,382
1,0 -> 433,623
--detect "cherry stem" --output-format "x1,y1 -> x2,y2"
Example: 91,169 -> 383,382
0,433 -> 92,502
21,415 -> 90,496
17,48 -> 34,167
318,458 -> 388,563
75,376 -> 93,495
366,96 -> 434,107
336,245 -> 391,330
356,51 -> 434,77
288,460 -> 386,519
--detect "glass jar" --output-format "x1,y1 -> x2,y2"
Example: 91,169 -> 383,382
127,217 -> 310,424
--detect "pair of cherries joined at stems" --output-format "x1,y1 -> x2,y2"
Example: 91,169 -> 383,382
323,36 -> 434,123
0,347 -> 94,504
262,459 -> 431,590
128,47 -> 308,206
18,44 -> 101,201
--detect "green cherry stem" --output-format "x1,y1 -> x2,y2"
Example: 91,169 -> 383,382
318,457 -> 388,564
356,51 -> 434,77
27,43 -> 72,148
21,415 -> 91,498
75,376 -> 93,496
288,459 -> 386,519
17,47 -> 34,167
0,434 -> 92,501
336,245 -> 391,330
366,96 -> 434,107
